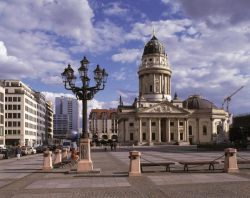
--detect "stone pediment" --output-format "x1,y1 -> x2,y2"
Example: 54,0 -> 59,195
140,102 -> 189,114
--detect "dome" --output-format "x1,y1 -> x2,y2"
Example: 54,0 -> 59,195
143,35 -> 165,55
183,95 -> 218,110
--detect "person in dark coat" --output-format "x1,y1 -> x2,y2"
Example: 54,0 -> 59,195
16,145 -> 21,160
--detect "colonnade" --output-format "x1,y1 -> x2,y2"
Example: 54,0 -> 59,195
137,117 -> 188,144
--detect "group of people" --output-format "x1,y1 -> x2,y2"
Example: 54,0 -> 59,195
109,141 -> 117,151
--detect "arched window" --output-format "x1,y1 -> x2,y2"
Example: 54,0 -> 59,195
188,125 -> 192,135
203,125 -> 207,135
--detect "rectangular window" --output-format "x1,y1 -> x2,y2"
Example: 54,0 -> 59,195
0,115 -> 3,124
18,97 -> 21,102
8,97 -> 12,102
152,133 -> 155,140
150,85 -> 153,92
151,122 -> 156,126
142,122 -> 146,126
13,122 -> 17,127
170,133 -> 174,141
13,105 -> 17,110
143,133 -> 146,140
13,113 -> 17,118
170,122 -> 174,126
179,122 -> 184,126
8,105 -> 12,110
0,104 -> 3,113
180,133 -> 183,141
130,133 -> 134,141
129,122 -> 134,127
5,97 -> 7,102
13,97 -> 17,102
8,113 -> 12,118
18,105 -> 21,110
8,121 -> 12,127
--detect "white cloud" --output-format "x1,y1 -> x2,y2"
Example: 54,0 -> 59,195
0,0 -> 124,84
103,2 -> 128,16
112,48 -> 141,63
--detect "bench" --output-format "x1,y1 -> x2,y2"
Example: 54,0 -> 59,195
179,161 -> 220,171
140,162 -> 175,172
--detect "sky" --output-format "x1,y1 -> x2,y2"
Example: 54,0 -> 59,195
0,0 -> 250,117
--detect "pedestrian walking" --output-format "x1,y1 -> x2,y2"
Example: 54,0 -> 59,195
114,142 -> 117,151
16,145 -> 21,160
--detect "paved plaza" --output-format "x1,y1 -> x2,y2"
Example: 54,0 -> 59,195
0,146 -> 250,197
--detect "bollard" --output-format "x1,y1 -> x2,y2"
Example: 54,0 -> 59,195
224,148 -> 239,173
129,150 -> 141,176
43,150 -> 53,171
62,148 -> 68,161
54,149 -> 62,165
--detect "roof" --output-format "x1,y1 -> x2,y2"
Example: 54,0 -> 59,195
89,109 -> 117,119
143,35 -> 165,55
183,95 -> 218,110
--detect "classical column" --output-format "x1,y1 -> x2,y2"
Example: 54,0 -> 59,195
177,119 -> 180,142
138,118 -> 142,144
185,119 -> 188,142
123,120 -> 126,142
196,118 -> 200,144
158,118 -> 161,142
148,118 -> 152,144
211,118 -> 214,142
167,118 -> 171,142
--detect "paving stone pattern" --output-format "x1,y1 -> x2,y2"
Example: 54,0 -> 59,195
0,146 -> 250,198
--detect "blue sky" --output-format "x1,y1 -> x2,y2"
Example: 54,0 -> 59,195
0,0 -> 250,115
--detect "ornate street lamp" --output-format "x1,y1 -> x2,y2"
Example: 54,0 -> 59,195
61,56 -> 108,172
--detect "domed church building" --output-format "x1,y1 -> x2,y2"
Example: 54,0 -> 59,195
117,34 -> 229,145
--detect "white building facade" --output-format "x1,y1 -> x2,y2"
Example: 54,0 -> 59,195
45,101 -> 53,144
0,84 -> 5,147
118,35 -> 229,145
1,80 -> 38,146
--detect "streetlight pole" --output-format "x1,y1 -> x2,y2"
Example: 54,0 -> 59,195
61,56 -> 108,172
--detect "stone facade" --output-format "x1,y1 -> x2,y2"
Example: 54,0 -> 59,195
118,35 -> 229,145
89,109 -> 118,141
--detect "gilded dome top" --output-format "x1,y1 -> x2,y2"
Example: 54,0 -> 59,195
183,95 -> 218,110
143,35 -> 165,55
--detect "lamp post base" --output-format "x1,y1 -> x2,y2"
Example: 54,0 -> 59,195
77,138 -> 94,172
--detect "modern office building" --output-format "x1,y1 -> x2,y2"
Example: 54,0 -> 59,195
118,34 -> 229,145
45,101 -> 53,145
1,80 -> 39,146
34,92 -> 46,145
53,96 -> 79,139
0,83 -> 5,147
89,109 -> 118,141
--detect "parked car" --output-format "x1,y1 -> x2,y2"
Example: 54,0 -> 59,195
27,146 -> 36,154
35,145 -> 48,153
21,146 -> 34,155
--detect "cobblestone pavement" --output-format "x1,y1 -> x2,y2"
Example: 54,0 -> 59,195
0,146 -> 250,198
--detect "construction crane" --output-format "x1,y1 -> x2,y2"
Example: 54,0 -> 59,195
222,86 -> 244,112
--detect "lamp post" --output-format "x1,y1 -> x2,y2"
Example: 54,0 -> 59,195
61,56 -> 108,172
